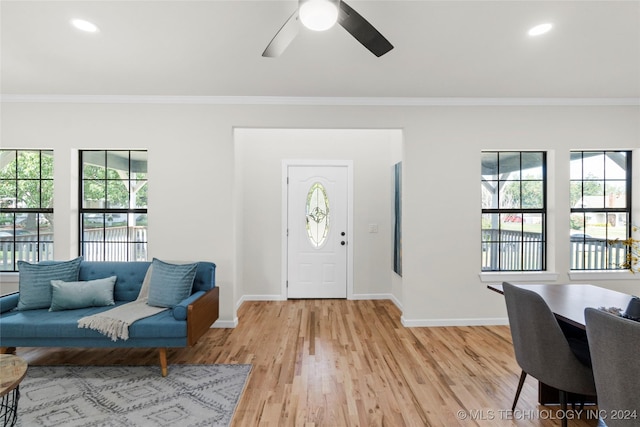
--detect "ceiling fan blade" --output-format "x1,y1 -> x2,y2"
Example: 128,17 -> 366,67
262,9 -> 301,57
338,0 -> 393,57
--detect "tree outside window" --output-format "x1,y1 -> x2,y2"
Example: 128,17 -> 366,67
481,151 -> 546,272
570,151 -> 632,271
0,150 -> 54,271
80,150 -> 147,261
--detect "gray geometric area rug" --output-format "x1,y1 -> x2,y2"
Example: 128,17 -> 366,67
16,364 -> 252,427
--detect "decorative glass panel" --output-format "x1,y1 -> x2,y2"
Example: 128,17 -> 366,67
306,182 -> 330,248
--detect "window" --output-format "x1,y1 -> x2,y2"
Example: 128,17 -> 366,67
481,151 -> 546,271
570,151 -> 632,270
0,150 -> 54,271
79,150 -> 148,261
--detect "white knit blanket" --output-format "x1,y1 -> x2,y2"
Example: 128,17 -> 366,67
77,266 -> 167,341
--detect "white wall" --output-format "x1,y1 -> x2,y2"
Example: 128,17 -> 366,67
235,128 -> 400,302
1,101 -> 639,326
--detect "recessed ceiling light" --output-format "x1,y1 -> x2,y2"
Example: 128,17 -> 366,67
528,23 -> 553,37
71,19 -> 99,33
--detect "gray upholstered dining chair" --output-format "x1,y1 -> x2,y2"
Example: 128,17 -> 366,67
585,307 -> 640,427
502,282 -> 597,427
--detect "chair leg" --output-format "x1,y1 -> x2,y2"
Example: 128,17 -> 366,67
559,390 -> 568,427
512,370 -> 527,411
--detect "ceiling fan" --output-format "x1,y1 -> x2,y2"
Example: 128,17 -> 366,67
262,0 -> 393,58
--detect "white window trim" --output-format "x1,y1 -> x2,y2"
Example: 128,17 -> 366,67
479,271 -> 559,283
568,270 -> 640,281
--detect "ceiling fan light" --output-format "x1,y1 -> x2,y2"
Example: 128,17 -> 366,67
299,0 -> 339,32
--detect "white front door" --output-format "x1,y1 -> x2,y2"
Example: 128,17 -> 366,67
287,165 -> 349,299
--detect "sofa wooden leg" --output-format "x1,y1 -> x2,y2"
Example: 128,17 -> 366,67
0,347 -> 16,355
159,348 -> 168,377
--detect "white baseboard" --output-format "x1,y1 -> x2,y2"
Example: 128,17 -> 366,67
351,293 -> 403,311
235,293 -> 401,308
401,317 -> 509,327
211,318 -> 238,328
237,294 -> 286,307
218,293 -> 507,329
239,294 -> 399,303
209,295 -> 286,329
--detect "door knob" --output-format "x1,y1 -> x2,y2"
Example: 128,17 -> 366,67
341,232 -> 346,236
341,241 -> 346,245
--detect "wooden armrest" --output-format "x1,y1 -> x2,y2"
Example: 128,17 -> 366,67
187,287 -> 219,346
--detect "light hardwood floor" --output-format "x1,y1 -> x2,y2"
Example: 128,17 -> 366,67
19,299 -> 601,427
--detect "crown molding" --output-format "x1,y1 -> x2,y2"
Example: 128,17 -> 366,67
1,94 -> 639,106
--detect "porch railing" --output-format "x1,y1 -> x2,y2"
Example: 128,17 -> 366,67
0,232 -> 54,268
570,237 -> 627,270
81,226 -> 148,261
482,229 -> 628,271
2,227 -> 627,271
0,226 -> 147,269
482,229 -> 544,271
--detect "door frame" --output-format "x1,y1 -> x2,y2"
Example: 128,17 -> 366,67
282,159 -> 354,299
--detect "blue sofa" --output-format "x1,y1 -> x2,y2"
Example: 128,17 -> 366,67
0,260 -> 219,376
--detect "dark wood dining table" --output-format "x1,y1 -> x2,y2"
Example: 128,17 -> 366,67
488,282 -> 636,404
488,283 -> 635,329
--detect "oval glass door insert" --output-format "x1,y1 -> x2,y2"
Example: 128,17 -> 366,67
306,182 -> 330,248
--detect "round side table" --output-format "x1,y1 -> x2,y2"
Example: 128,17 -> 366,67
0,354 -> 28,427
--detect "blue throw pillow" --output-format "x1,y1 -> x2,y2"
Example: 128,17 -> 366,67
147,258 -> 198,308
49,276 -> 117,311
16,257 -> 83,311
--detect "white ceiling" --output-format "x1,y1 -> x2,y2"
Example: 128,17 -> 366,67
1,0 -> 639,98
